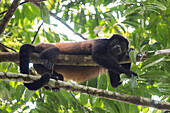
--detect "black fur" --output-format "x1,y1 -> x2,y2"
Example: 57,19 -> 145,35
19,44 -> 35,74
92,35 -> 137,87
19,44 -> 63,90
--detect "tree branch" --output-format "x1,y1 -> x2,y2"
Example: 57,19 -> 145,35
0,72 -> 170,110
0,52 -> 131,66
0,49 -> 170,66
0,0 -> 21,36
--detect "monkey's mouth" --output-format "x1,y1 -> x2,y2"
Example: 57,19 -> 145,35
112,45 -> 121,54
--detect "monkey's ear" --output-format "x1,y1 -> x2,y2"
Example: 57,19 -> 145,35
110,34 -> 123,40
110,34 -> 129,45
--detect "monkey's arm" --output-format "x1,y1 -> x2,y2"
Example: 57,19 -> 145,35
92,41 -> 137,77
92,53 -> 133,75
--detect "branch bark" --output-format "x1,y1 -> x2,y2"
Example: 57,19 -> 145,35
0,52 -> 132,66
0,49 -> 170,66
0,0 -> 21,35
0,72 -> 170,110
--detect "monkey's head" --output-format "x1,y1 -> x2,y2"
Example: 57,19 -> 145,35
109,34 -> 129,55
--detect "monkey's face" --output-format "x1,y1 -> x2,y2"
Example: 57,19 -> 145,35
109,39 -> 128,55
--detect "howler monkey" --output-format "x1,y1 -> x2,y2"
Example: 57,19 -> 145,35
19,34 -> 137,90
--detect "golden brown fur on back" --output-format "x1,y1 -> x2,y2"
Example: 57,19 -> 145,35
52,40 -> 105,82
36,40 -> 105,82
54,65 -> 106,82
53,40 -> 95,55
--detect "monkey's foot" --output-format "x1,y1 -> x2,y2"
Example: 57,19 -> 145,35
51,71 -> 64,81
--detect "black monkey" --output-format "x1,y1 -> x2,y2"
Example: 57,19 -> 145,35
19,34 -> 137,90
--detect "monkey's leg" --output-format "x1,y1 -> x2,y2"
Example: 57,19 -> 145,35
30,47 -> 62,91
19,44 -> 44,90
26,47 -> 60,90
34,64 -> 63,91
39,47 -> 60,71
108,70 -> 122,87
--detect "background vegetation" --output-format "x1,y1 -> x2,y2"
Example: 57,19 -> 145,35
0,0 -> 170,112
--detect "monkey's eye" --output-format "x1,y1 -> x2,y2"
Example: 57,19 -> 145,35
110,39 -> 119,47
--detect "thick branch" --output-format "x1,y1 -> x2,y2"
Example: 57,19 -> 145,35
0,49 -> 170,66
0,72 -> 170,110
0,0 -> 21,35
0,52 -> 131,66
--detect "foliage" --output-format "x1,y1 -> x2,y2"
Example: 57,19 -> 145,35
0,0 -> 170,112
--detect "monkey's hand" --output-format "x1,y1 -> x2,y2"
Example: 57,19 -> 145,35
125,70 -> 138,77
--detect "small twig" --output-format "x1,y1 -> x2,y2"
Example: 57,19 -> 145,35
32,22 -> 43,44
0,42 -> 9,52
6,63 -> 12,73
70,91 -> 86,113
0,42 -> 17,52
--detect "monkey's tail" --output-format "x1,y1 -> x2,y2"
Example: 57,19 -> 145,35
24,73 -> 51,90
19,44 -> 35,74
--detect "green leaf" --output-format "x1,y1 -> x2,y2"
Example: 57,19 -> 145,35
129,104 -> 139,113
156,24 -> 169,48
45,32 -> 54,42
36,102 -> 56,112
122,21 -> 139,28
129,50 -> 137,64
140,70 -> 166,79
98,74 -> 107,89
152,1 -> 167,11
61,91 -> 77,109
80,94 -> 88,105
92,107 -> 105,113
52,24 -> 58,27
102,99 -> 119,113
164,61 -> 170,73
15,85 -> 25,101
87,77 -> 97,88
129,76 -> 138,90
23,5 -> 34,21
141,55 -> 165,69
55,91 -> 68,108
41,2 -> 50,24
53,32 -> 60,42
25,89 -> 35,102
